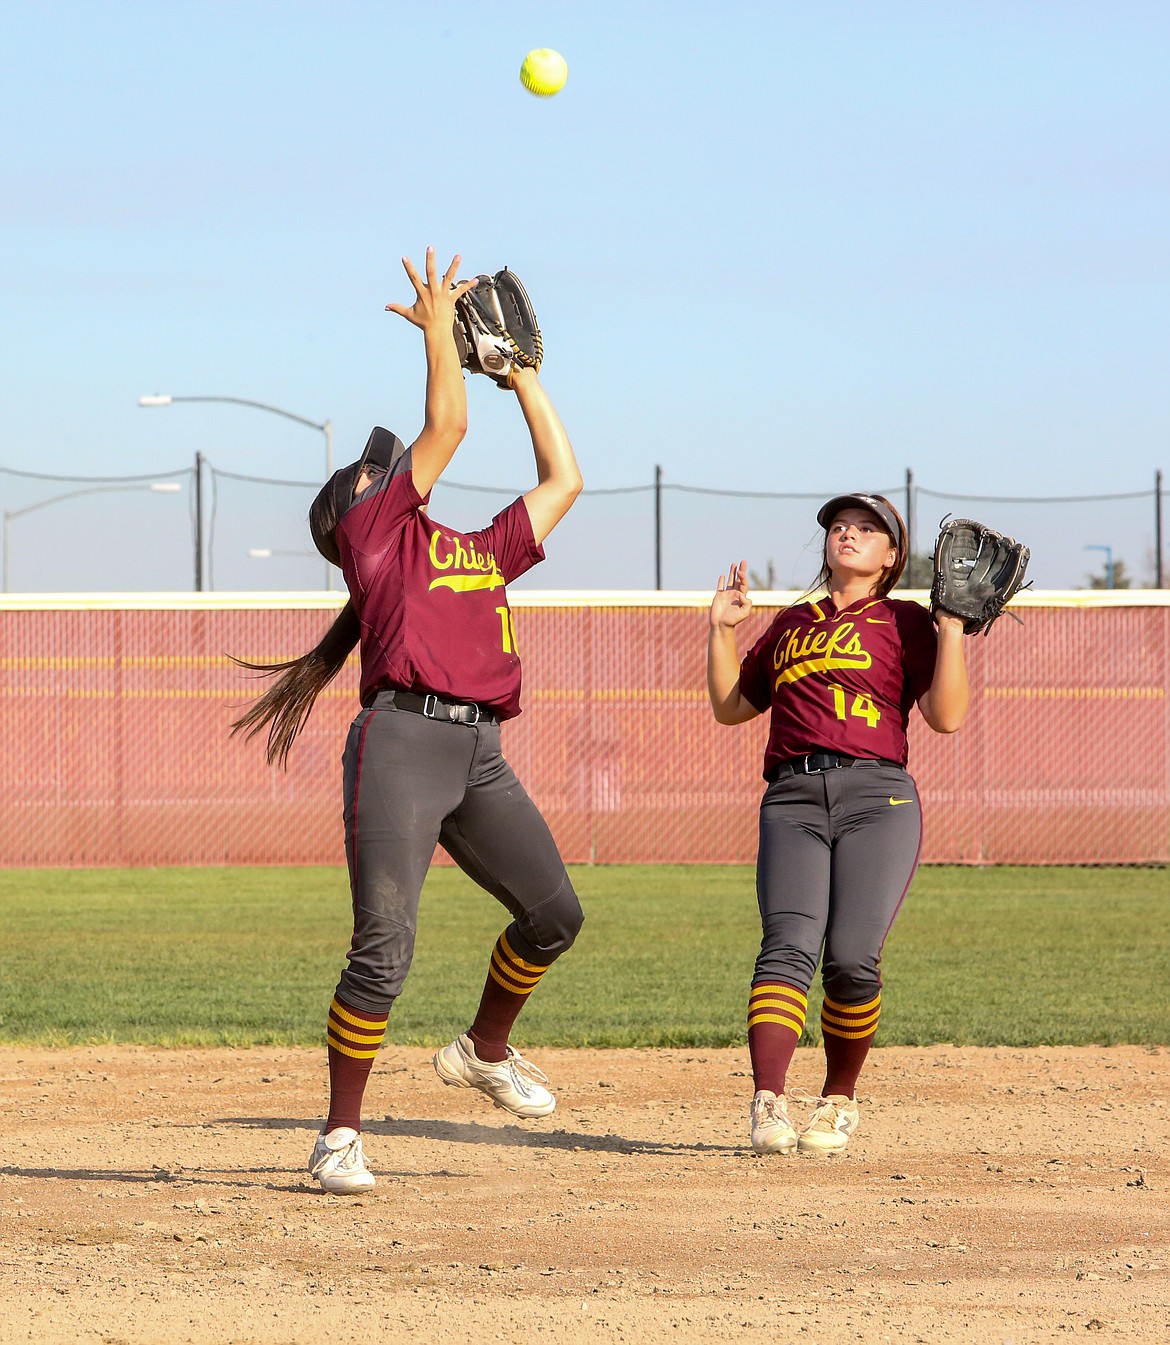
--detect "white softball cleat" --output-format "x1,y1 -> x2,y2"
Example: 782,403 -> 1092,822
433,1033 -> 556,1118
308,1126 -> 376,1194
750,1090 -> 798,1155
797,1094 -> 860,1154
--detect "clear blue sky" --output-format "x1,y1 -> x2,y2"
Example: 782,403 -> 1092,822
2,0 -> 1167,592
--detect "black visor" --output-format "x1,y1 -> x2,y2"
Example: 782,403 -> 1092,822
816,493 -> 904,550
309,427 -> 407,566
357,426 -> 406,477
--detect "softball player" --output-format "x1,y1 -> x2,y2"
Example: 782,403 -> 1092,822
707,494 -> 969,1155
234,249 -> 584,1194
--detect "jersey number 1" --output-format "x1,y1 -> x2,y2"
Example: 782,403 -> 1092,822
496,606 -> 518,655
829,682 -> 881,728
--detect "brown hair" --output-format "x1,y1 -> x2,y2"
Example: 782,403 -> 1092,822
230,469 -> 362,767
809,494 -> 909,600
230,602 -> 361,768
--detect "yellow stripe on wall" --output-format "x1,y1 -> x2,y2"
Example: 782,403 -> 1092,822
984,687 -> 1164,700
0,687 -> 359,700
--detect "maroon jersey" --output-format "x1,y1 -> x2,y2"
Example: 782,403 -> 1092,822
738,595 -> 937,775
336,446 -> 544,718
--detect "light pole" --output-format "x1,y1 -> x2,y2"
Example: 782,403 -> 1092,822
1084,544 -> 1114,590
3,482 -> 182,593
247,547 -> 322,590
138,393 -> 335,590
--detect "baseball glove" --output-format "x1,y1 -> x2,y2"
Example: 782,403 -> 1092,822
453,268 -> 543,388
930,518 -> 1031,635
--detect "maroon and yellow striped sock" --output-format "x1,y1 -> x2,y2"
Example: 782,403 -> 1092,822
820,992 -> 881,1099
467,930 -> 552,1063
325,995 -> 388,1133
747,982 -> 808,1096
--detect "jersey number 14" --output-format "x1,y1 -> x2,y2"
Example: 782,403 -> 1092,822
828,682 -> 881,728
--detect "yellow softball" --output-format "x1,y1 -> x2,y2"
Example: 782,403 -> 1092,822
520,48 -> 568,97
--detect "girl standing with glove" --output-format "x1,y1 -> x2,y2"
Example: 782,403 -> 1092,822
234,249 -> 583,1193
707,494 -> 969,1156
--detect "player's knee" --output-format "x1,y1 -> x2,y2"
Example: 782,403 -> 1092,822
821,959 -> 880,1005
343,917 -> 416,1007
521,875 -> 584,959
336,968 -> 403,1018
754,947 -> 818,990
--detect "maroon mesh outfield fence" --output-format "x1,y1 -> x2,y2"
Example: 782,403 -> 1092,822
1,592 -> 1167,867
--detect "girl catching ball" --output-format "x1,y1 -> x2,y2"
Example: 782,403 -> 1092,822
234,248 -> 583,1193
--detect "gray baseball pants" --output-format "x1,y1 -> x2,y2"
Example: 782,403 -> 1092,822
754,763 -> 923,1003
336,693 -> 583,1015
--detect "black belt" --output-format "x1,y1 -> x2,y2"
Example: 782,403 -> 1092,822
766,751 -> 902,782
378,689 -> 498,726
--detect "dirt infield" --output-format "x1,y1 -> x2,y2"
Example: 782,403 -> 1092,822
1,1044 -> 1167,1344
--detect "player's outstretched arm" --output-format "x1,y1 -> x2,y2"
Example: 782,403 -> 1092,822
708,562 -> 761,725
385,248 -> 477,498
513,368 -> 582,545
918,611 -> 970,733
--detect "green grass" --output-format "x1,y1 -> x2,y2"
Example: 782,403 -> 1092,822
0,865 -> 1166,1048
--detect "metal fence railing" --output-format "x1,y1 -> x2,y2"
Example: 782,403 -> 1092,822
1,592 -> 1166,867
2,464 -> 1164,594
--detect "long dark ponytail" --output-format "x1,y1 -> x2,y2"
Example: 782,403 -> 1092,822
230,602 -> 361,768
230,460 -> 367,767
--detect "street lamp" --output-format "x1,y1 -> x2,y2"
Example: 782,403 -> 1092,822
1084,544 -> 1114,590
3,482 -> 182,593
137,393 -> 334,590
247,547 -> 323,590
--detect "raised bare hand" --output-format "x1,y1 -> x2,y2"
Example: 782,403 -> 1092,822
709,560 -> 753,630
384,248 -> 476,332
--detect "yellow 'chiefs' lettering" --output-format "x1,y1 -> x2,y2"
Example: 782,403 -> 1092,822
772,621 -> 873,689
427,530 -> 504,593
